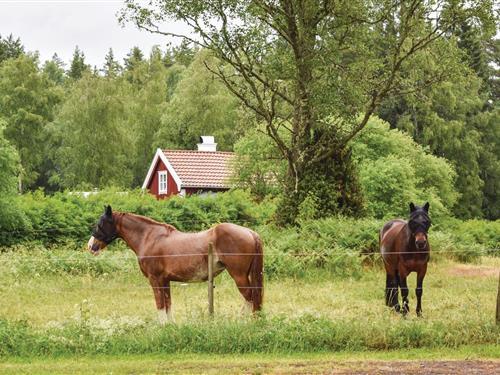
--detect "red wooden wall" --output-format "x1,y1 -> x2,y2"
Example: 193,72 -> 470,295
146,159 -> 179,199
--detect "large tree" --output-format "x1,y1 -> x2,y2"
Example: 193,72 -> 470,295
125,47 -> 170,186
0,54 -> 62,191
0,120 -> 19,195
377,5 -> 499,219
156,49 -> 243,151
50,73 -> 133,189
122,0 -> 487,224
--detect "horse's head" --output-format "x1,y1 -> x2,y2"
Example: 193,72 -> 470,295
408,202 -> 431,250
87,205 -> 118,255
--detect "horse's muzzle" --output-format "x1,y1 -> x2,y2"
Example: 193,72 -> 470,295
88,236 -> 103,255
416,240 -> 427,250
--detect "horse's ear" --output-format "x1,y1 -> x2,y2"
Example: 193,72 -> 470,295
409,202 -> 416,213
423,202 -> 430,212
105,205 -> 112,217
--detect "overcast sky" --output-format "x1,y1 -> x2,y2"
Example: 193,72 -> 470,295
0,0 -> 189,68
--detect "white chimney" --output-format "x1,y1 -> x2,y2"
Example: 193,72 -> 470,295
197,136 -> 217,152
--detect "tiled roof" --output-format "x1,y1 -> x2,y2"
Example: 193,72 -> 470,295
163,150 -> 234,189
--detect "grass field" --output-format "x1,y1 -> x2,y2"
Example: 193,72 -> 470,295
0,247 -> 498,352
0,246 -> 498,374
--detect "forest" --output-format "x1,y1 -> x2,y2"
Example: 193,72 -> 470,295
0,0 -> 498,228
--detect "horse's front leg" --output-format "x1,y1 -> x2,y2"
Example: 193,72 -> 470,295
398,269 -> 410,316
163,279 -> 173,323
149,277 -> 167,325
386,271 -> 400,312
416,265 -> 427,317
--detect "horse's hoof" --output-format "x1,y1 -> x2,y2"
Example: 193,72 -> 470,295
402,304 -> 409,316
394,304 -> 401,313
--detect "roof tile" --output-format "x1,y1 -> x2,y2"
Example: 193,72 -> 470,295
162,150 -> 234,189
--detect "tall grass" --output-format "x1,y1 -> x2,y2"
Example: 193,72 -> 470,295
0,313 -> 498,357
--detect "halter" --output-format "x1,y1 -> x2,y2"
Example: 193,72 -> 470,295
92,220 -> 118,244
408,212 -> 431,237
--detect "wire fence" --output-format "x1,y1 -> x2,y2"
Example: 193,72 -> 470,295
0,248 -> 497,262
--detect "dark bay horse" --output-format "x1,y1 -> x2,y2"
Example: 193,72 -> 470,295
87,206 -> 263,324
380,202 -> 431,316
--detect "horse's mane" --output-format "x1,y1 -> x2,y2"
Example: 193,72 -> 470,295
114,212 -> 177,233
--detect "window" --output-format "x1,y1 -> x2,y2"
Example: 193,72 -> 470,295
158,171 -> 168,194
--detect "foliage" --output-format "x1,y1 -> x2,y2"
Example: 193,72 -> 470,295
0,123 -> 27,237
0,122 -> 19,195
0,189 -> 274,246
67,46 -> 90,80
0,6 -> 497,222
352,117 -> 458,219
0,54 -> 62,190
124,47 -> 170,186
0,34 -> 24,64
231,125 -> 287,200
49,73 -> 134,189
233,116 -> 458,220
123,46 -> 144,72
377,11 -> 500,219
42,54 -> 66,86
156,50 -> 243,151
102,48 -> 122,77
121,0 -> 487,224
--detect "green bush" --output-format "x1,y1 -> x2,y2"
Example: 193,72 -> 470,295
352,117 -> 458,219
0,189 -> 274,246
261,217 -> 383,279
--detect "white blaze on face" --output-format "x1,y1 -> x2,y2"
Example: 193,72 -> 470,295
87,236 -> 96,251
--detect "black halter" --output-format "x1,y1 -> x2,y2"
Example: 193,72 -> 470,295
408,211 -> 431,236
92,221 -> 118,244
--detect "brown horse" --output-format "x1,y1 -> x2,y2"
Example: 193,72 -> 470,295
87,206 -> 263,324
380,202 -> 431,316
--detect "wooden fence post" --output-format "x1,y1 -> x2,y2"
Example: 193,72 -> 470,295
496,271 -> 500,325
208,242 -> 214,317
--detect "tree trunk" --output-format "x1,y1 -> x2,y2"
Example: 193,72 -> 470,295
276,146 -> 363,226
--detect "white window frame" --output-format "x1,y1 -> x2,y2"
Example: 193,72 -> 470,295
158,171 -> 168,194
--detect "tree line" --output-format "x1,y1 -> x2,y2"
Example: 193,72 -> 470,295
0,0 -> 498,223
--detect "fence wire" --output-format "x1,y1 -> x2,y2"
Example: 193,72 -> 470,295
0,248 -> 497,262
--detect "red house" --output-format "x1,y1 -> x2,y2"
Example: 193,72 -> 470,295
142,136 -> 235,198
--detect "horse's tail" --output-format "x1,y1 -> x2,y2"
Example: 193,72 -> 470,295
249,231 -> 263,312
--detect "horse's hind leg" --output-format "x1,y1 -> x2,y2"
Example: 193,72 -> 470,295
385,273 -> 391,306
227,271 -> 253,313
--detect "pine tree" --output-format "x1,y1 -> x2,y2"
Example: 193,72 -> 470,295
43,53 -> 65,85
102,48 -> 121,77
123,46 -> 143,71
0,34 -> 24,64
68,46 -> 89,80
457,21 -> 490,93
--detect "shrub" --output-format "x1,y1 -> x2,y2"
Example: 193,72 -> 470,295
352,117 -> 458,219
0,189 -> 274,246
